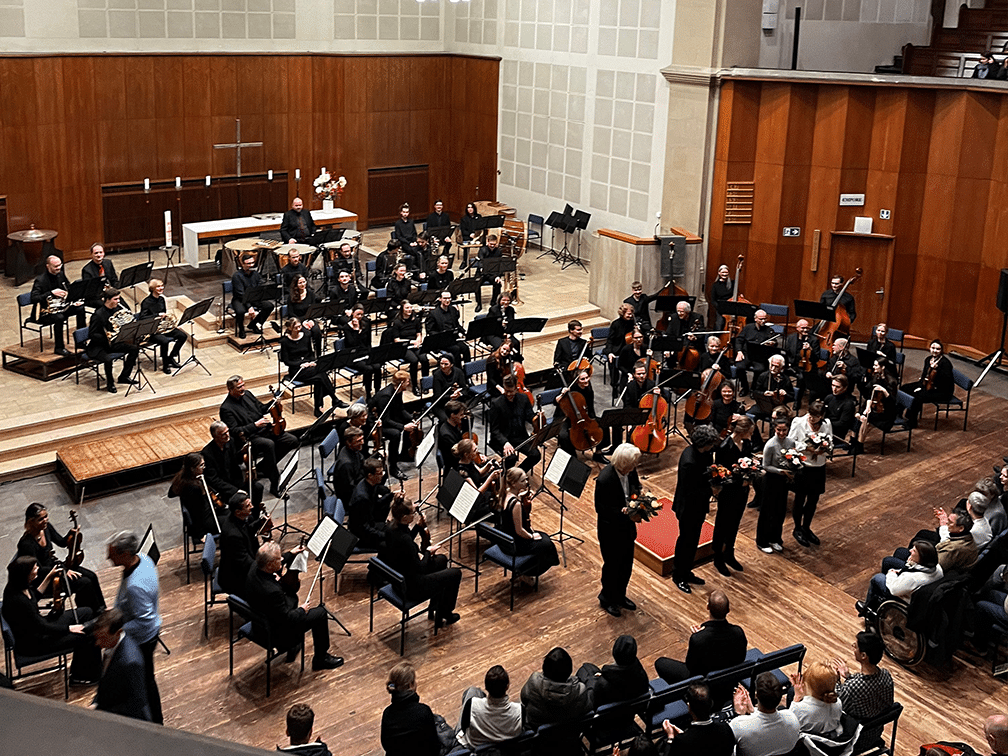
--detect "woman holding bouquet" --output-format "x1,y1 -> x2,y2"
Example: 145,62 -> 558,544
712,416 -> 758,576
788,401 -> 833,547
757,409 -> 797,554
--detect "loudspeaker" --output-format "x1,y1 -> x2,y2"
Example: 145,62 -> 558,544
998,269 -> 1008,313
657,235 -> 687,279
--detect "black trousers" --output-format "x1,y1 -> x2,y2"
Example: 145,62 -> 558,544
288,605 -> 331,657
792,465 -> 826,530
402,348 -> 430,389
712,485 -> 749,559
905,383 -> 950,423
654,657 -> 691,685
21,606 -> 100,680
756,473 -> 789,547
139,635 -> 164,725
40,307 -> 86,351
410,554 -> 462,618
88,344 -> 139,383
150,328 -> 187,361
598,519 -> 636,605
233,299 -> 274,334
251,431 -> 299,489
672,503 -> 707,580
289,366 -> 335,409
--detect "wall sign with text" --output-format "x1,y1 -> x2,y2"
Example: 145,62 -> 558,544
839,193 -> 865,206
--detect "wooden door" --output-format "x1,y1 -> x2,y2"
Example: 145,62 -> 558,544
826,233 -> 895,342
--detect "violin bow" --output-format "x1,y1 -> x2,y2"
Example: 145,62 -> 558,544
198,474 -> 222,534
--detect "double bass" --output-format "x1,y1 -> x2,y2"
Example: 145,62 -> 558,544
815,268 -> 862,351
720,255 -> 752,359
654,238 -> 690,334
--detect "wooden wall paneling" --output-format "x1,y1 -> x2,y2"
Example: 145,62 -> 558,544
834,87 -> 875,235
33,57 -> 65,128
124,56 -> 156,122
153,56 -> 184,122
941,260 -> 981,346
209,57 -> 238,118
286,56 -> 315,204
126,118 -> 159,182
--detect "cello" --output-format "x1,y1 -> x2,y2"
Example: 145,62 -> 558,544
556,373 -> 605,451
511,360 -> 534,406
684,344 -> 729,422
815,268 -> 862,351
631,388 -> 669,455
720,255 -> 752,359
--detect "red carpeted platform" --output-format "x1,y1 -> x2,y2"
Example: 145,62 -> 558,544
634,497 -> 715,577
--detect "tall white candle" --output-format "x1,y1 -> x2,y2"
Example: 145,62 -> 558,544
295,169 -> 300,180
267,170 -> 273,181
144,178 -> 150,191
205,175 -> 211,186
175,176 -> 181,189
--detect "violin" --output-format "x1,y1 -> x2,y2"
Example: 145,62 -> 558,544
685,345 -> 729,422
267,385 -> 287,437
556,388 -> 605,451
720,255 -> 751,359
797,332 -> 826,374
65,509 -> 85,569
923,357 -> 939,392
631,388 -> 669,454
814,268 -> 862,351
869,385 -> 886,415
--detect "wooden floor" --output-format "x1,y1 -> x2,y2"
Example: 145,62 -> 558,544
4,236 -> 1007,755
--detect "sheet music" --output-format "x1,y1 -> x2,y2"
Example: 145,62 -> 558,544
307,516 -> 338,557
416,426 -> 437,466
449,480 -> 480,523
546,448 -> 571,486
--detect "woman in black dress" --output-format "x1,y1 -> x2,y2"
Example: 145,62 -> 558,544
451,438 -> 502,524
168,452 -> 219,543
2,556 -> 100,683
712,415 -> 756,576
854,358 -> 900,452
498,468 -> 559,578
339,304 -> 381,400
486,336 -> 523,397
287,275 -> 322,356
384,300 -> 429,394
280,317 -> 339,416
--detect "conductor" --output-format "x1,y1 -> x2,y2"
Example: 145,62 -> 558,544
594,444 -> 643,617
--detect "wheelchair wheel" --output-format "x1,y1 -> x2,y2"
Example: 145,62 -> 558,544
877,599 -> 926,666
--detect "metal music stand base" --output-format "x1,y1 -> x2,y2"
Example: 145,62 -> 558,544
273,491 -> 310,542
667,389 -> 693,444
125,358 -> 155,399
174,320 -> 212,377
446,516 -> 479,576
549,489 -> 584,568
317,575 -> 351,636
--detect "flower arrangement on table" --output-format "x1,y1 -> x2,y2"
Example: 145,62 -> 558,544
804,431 -> 834,457
313,171 -> 347,205
731,455 -> 764,482
781,447 -> 807,471
625,491 -> 662,523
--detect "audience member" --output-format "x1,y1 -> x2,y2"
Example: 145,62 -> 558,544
381,662 -> 442,756
789,660 -> 842,737
455,665 -> 523,749
520,646 -> 592,728
730,672 -> 801,756
833,632 -> 894,749
659,682 -> 735,756
279,703 -> 332,756
576,634 -> 649,708
860,539 -> 943,615
986,714 -> 1008,756
654,590 -> 747,684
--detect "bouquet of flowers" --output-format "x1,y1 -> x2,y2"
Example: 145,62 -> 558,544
313,170 -> 347,202
705,464 -> 732,487
781,447 -> 807,471
805,431 -> 833,456
625,491 -> 662,523
732,455 -> 764,482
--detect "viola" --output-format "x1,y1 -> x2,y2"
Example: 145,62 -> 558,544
797,335 -> 825,374
869,385 -> 886,415
66,509 -> 85,569
556,389 -> 604,451
631,389 -> 669,454
676,319 -> 701,373
924,360 -> 938,392
685,345 -> 729,421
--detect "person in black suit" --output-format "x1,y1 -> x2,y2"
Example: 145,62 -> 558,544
431,356 -> 471,423
279,247 -> 311,292
139,277 -> 186,373
80,243 -> 119,308
658,682 -> 736,756
471,233 -> 504,312
331,241 -> 366,291
654,590 -> 748,683
30,255 -> 86,356
280,197 -> 316,243
245,542 -> 344,671
424,199 -> 453,257
437,400 -> 467,471
231,253 -> 274,339
425,291 -> 470,365
488,375 -> 541,472
393,203 -> 419,254
368,370 -> 419,480
625,280 -> 659,332
483,291 -> 516,351
348,458 -> 393,550
93,607 -> 152,722
904,339 -> 955,429
820,274 -> 857,325
220,375 -> 299,497
201,421 -> 263,508
553,319 -> 590,384
575,634 -> 649,708
333,426 -> 365,507
87,288 -> 140,394
218,491 -> 262,596
376,497 -> 462,629
594,443 -> 643,617
671,424 -> 721,594
824,374 -> 858,442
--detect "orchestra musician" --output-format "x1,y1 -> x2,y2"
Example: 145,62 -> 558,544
498,468 -> 559,578
88,288 -> 139,394
280,248 -> 310,291
554,370 -> 610,464
624,280 -> 658,333
488,375 -> 542,473
279,317 -> 342,417
219,375 -> 299,498
606,304 -> 637,393
486,336 -> 523,396
698,335 -> 724,373
733,309 -> 776,396
783,318 -> 826,405
431,356 -> 472,423
17,502 -> 106,613
854,358 -> 900,452
425,290 -> 471,365
903,339 -> 954,429
139,278 -> 186,374
709,264 -> 733,329
384,300 -> 429,395
426,255 -> 454,294
666,301 -> 704,369
218,491 -> 263,596
201,420 -> 264,508
348,458 -> 394,550
376,497 -> 462,629
280,197 -> 316,243
330,269 -> 360,319
169,452 -> 220,542
616,330 -> 649,400
554,320 -> 590,384
386,264 -> 414,314
331,241 -> 366,291
333,426 -> 366,507
31,254 -> 86,356
372,241 -> 400,290
413,232 -> 434,279
751,355 -> 794,416
425,199 -> 453,257
437,400 -> 468,472
484,291 -> 516,351
81,243 -> 119,308
594,443 -> 643,617
451,439 -> 502,522
825,337 -> 864,387
471,233 -> 504,313
459,202 -> 482,243
231,253 -> 274,339
820,274 -> 857,325
707,382 -> 763,448
865,323 -> 899,380
245,541 -> 344,671
337,403 -> 371,453
287,275 -> 323,357
611,359 -> 659,450
339,304 -> 381,400
368,370 -> 419,481
393,203 -> 420,255
823,374 -> 857,443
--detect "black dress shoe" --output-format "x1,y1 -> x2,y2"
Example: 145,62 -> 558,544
725,555 -> 744,571
236,329 -> 246,339
714,560 -> 731,577
674,580 -> 692,594
56,348 -> 72,358
686,573 -> 705,586
621,597 -> 637,611
69,676 -> 98,686
855,600 -> 868,618
793,527 -> 810,547
434,612 -> 461,629
107,383 -> 118,394
284,647 -> 300,663
474,302 -> 483,313
163,364 -> 172,375
804,528 -> 821,546
248,322 -> 262,334
312,654 -> 344,671
601,602 -> 622,617
117,376 -> 138,385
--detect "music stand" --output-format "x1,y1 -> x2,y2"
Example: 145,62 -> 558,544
554,211 -> 578,266
465,316 -> 498,344
482,256 -> 515,284
172,296 -> 213,376
599,406 -> 650,444
72,277 -> 104,305
368,341 -> 409,372
273,450 -> 308,541
509,316 -> 548,352
118,261 -> 155,309
718,300 -> 759,322
541,449 -> 590,566
449,276 -> 482,312
793,299 -> 836,328
306,516 -> 354,634
654,295 -> 697,314
540,211 -> 563,260
113,317 -> 158,397
292,407 -> 335,489
564,210 -> 591,272
360,296 -> 388,320
436,469 -> 481,571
